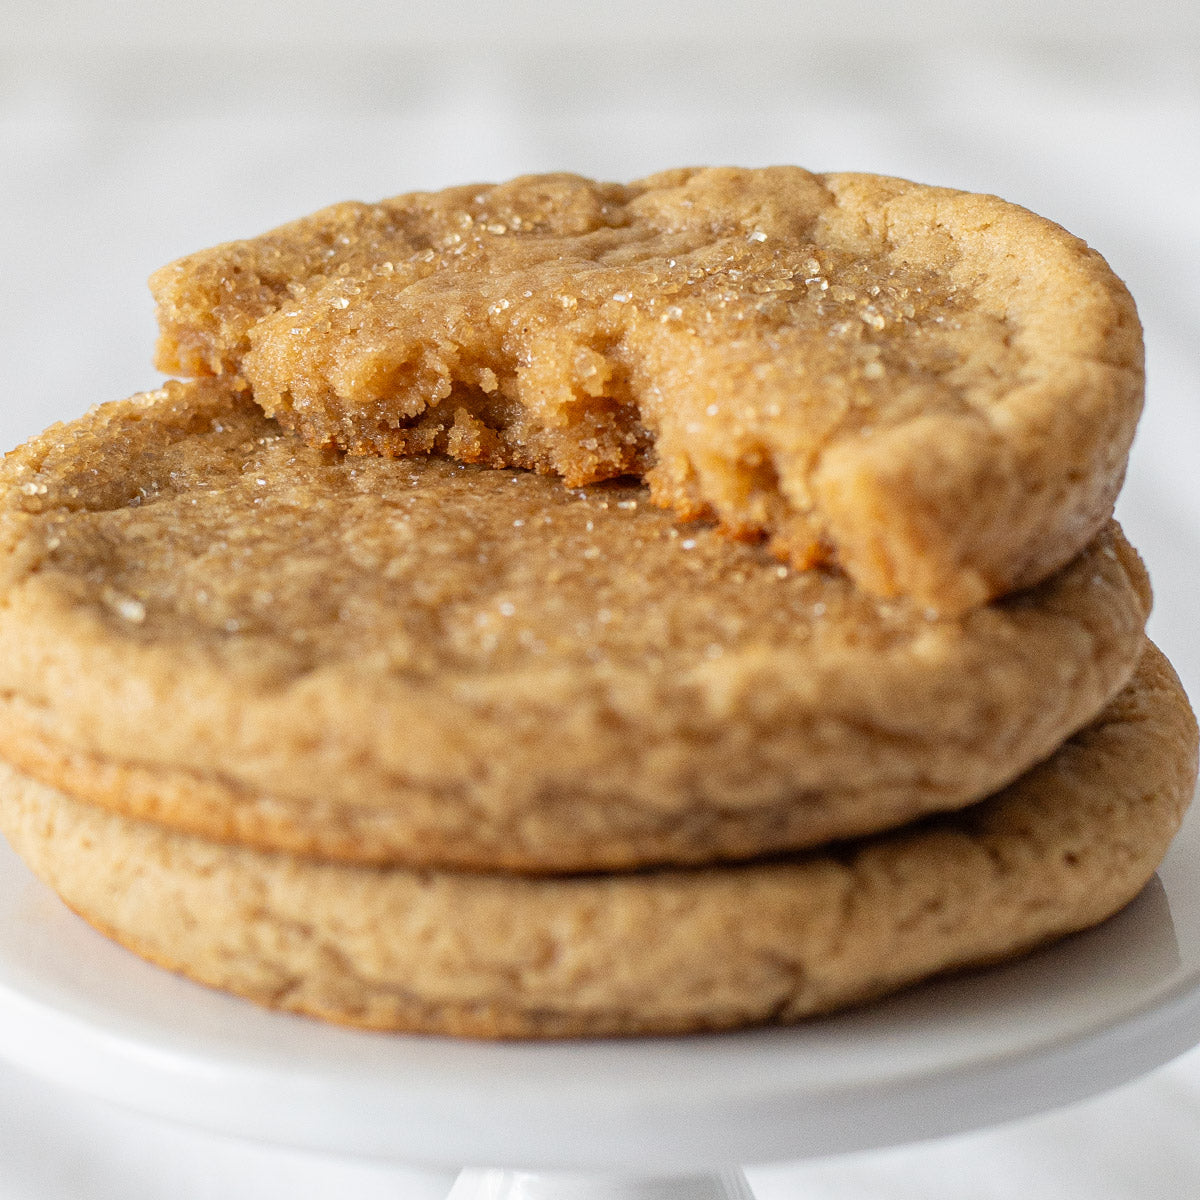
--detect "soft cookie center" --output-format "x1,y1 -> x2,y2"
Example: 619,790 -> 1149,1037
239,211 -> 975,570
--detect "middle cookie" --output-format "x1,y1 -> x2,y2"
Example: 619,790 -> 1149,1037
0,379 -> 1151,871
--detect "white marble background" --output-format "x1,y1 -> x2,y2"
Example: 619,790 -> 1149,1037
2,2 -> 1199,1195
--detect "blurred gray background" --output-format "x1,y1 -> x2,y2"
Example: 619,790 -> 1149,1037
2,1 -> 1199,1196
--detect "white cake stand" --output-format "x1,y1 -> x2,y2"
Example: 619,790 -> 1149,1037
2,792 -> 1200,1200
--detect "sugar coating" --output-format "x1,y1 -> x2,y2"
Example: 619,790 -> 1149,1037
0,381 -> 1153,871
1,645 -> 1193,1038
151,167 -> 1145,613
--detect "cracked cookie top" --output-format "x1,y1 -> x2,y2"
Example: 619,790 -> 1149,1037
151,167 -> 1144,613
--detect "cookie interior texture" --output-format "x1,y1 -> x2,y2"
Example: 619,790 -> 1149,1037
0,380 -> 1152,871
0,643 -> 1193,1039
150,167 -> 1144,614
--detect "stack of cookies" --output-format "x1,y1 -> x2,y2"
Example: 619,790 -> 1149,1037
0,168 -> 1195,1038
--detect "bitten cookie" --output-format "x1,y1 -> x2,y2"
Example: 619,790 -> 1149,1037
150,168 -> 1144,613
0,380 -> 1151,871
0,643 -> 1193,1038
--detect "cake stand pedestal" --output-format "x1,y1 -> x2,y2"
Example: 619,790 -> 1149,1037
2,793 -> 1200,1200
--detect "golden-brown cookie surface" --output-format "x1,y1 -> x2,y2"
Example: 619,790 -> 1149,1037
1,644 -> 1193,1038
0,380 -> 1152,870
150,167 -> 1144,612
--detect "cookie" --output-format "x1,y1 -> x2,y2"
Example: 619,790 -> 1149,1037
150,167 -> 1144,613
1,643 -> 1193,1038
0,380 -> 1151,871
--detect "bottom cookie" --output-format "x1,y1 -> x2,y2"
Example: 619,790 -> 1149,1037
0,643 -> 1195,1039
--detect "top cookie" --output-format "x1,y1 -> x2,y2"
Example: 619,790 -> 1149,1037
150,167 -> 1143,614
